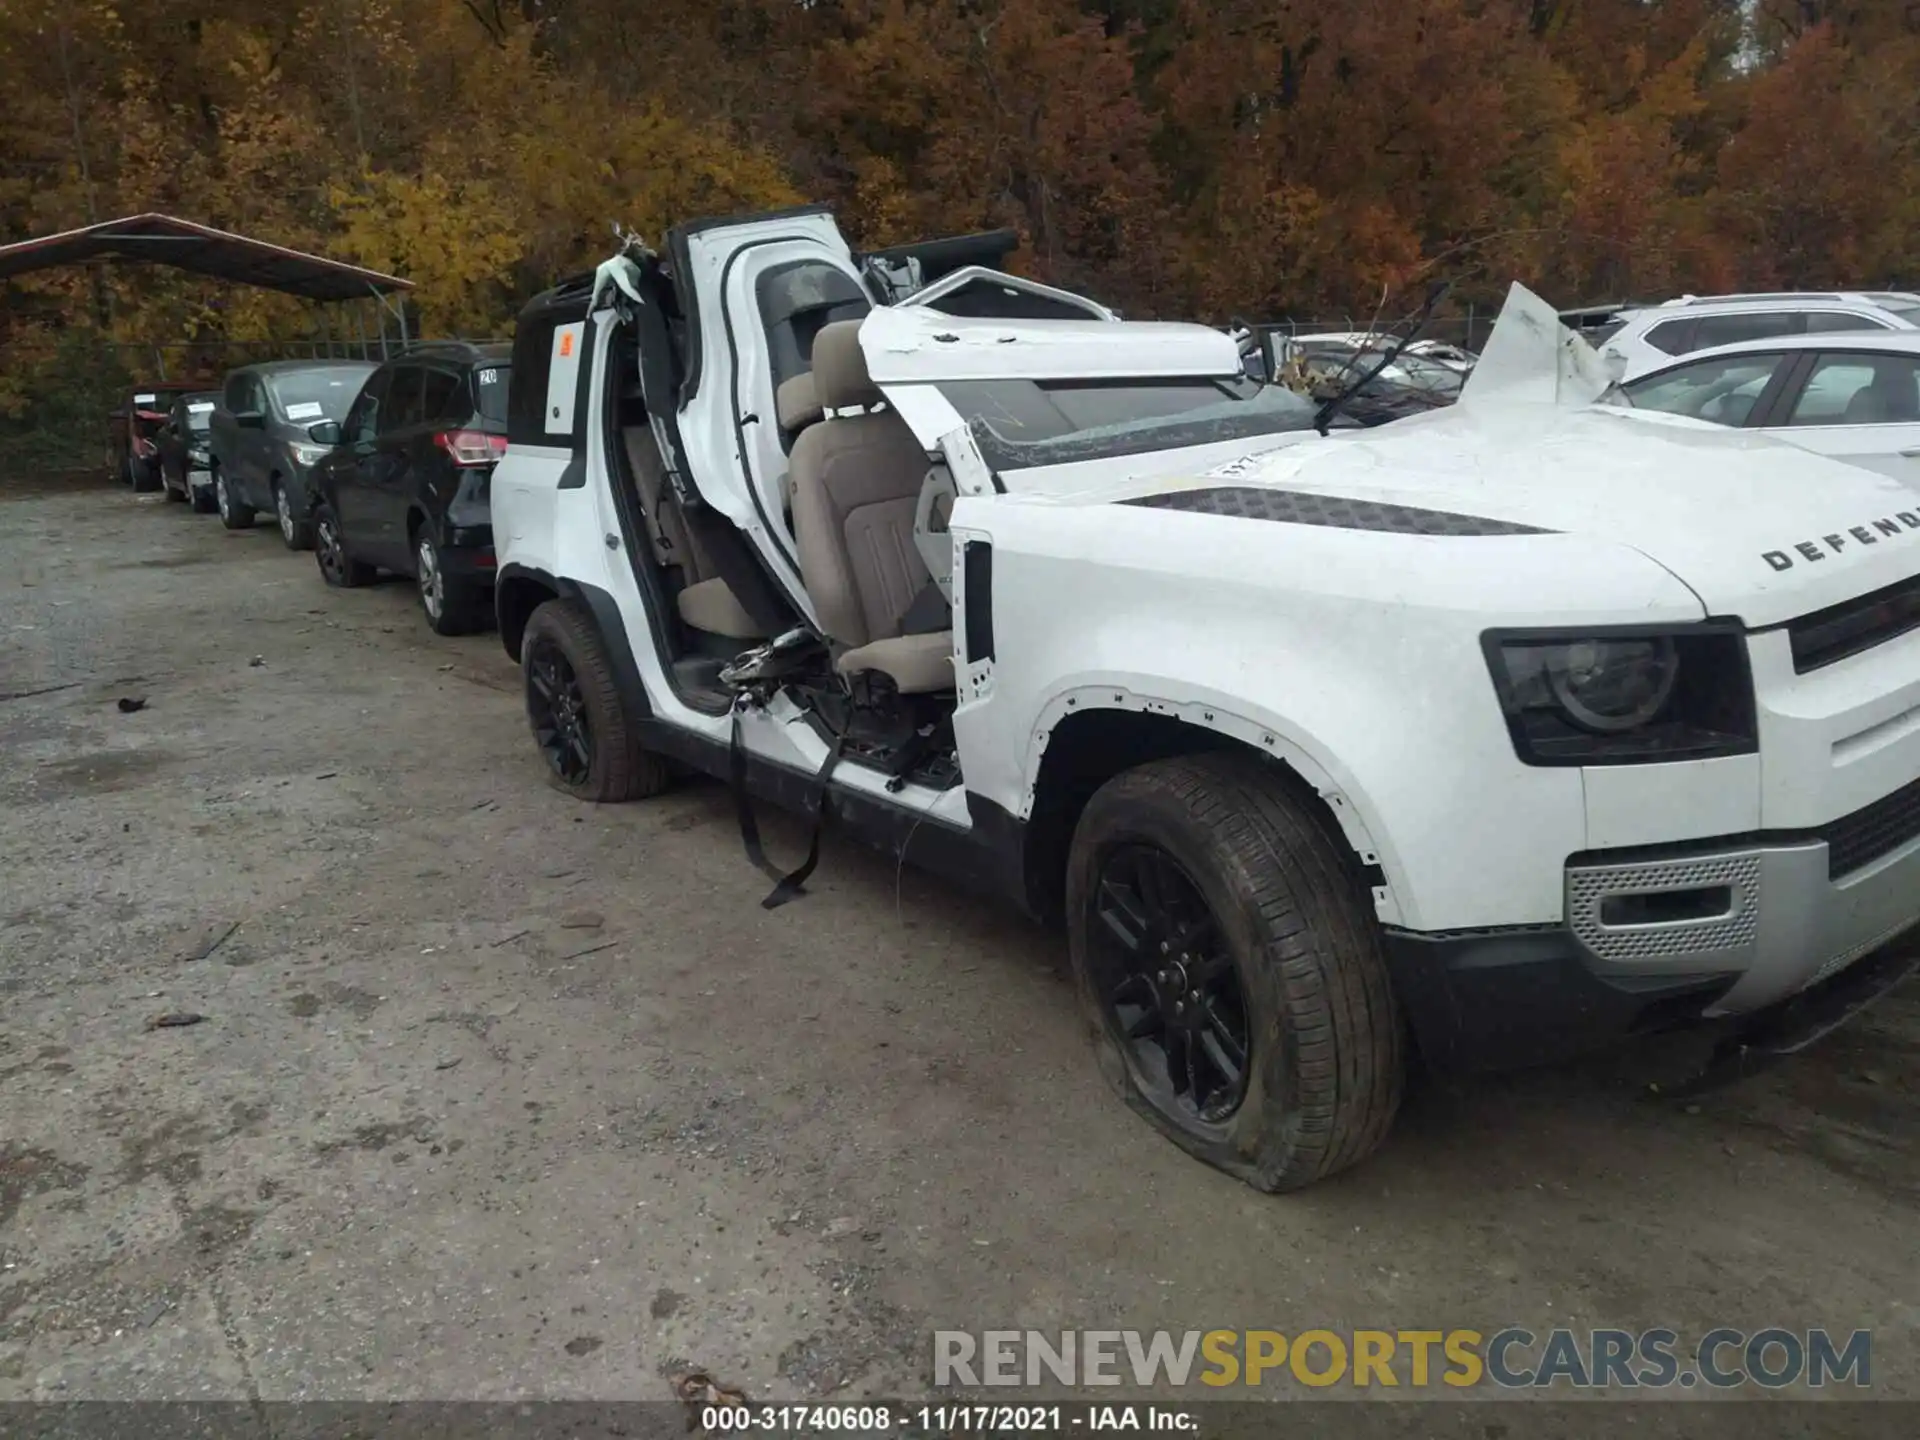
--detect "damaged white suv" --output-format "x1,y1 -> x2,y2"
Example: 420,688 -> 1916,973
490,207 -> 1920,1191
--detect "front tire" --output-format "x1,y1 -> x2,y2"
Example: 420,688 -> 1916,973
1065,754 -> 1403,1192
313,501 -> 375,587
520,599 -> 669,803
214,466 -> 255,530
274,479 -> 314,550
131,456 -> 161,494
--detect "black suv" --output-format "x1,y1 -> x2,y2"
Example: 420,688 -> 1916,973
307,344 -> 511,635
156,391 -> 220,510
207,360 -> 377,548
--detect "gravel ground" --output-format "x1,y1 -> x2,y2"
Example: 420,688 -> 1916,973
2,473 -> 1916,1424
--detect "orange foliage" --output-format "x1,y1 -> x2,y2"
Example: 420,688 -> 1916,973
2,0 -> 1920,352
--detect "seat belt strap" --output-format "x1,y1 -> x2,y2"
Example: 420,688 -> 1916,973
729,699 -> 846,910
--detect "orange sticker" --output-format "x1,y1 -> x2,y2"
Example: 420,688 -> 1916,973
559,331 -> 575,357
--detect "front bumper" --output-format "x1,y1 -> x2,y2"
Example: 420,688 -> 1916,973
1386,803 -> 1920,1072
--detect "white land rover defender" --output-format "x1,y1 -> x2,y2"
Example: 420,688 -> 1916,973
490,207 -> 1920,1191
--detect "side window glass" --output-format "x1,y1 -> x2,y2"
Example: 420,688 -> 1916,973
381,367 -> 424,435
1644,319 -> 1695,356
420,368 -> 461,423
1692,311 -> 1800,349
345,371 -> 390,444
1803,312 -> 1890,335
1624,355 -> 1783,426
1787,354 -> 1920,427
223,375 -> 244,411
508,319 -> 556,444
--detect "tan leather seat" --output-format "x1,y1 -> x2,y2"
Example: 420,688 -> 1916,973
834,632 -> 954,693
777,373 -> 823,435
787,322 -> 953,694
623,425 -> 765,641
676,577 -> 763,639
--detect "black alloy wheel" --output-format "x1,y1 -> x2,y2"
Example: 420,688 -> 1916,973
1086,842 -> 1252,1124
526,636 -> 593,789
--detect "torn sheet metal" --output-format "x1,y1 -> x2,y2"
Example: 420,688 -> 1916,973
1458,281 -> 1617,410
858,306 -> 1237,385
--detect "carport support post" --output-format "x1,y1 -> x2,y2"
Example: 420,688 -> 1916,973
369,284 -> 408,355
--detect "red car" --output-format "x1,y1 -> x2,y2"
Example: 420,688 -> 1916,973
110,383 -> 202,491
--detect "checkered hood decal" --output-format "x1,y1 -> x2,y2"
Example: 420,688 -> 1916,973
1124,486 -> 1552,536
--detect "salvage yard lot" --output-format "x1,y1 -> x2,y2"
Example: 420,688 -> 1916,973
3,472 -> 1918,1415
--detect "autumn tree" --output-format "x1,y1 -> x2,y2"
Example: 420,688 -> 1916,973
6,0 -> 1920,445
801,0 -> 1171,302
1713,22 -> 1920,287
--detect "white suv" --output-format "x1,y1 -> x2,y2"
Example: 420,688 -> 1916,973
1598,292 -> 1920,380
489,208 -> 1920,1191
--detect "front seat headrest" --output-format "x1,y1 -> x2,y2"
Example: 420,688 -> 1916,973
776,372 -> 823,433
811,320 -> 879,411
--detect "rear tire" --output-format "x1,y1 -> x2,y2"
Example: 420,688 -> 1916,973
414,530 -> 483,637
214,466 -> 255,530
521,599 -> 669,803
313,501 -> 375,587
1065,753 -> 1403,1192
274,478 -> 314,550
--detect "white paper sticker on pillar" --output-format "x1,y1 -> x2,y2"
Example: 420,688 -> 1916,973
546,322 -> 585,436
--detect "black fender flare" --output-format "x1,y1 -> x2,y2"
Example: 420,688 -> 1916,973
496,564 -> 653,723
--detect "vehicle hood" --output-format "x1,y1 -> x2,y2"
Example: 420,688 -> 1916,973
1070,401 -> 1920,627
992,285 -> 1920,628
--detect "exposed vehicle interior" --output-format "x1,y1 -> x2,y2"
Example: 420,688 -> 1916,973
601,247 -> 962,791
1621,355 -> 1779,424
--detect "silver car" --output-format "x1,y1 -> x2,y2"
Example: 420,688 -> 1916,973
207,360 -> 376,549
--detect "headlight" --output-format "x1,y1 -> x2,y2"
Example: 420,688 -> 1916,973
1483,624 -> 1756,766
291,442 -> 331,465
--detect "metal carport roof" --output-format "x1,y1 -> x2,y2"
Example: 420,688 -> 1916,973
0,213 -> 410,301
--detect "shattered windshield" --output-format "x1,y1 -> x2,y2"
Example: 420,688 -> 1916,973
938,376 -> 1319,470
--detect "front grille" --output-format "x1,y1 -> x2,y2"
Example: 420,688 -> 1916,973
1823,774 -> 1920,878
1788,573 -> 1920,673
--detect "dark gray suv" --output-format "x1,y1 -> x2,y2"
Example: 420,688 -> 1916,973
208,361 -> 375,548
